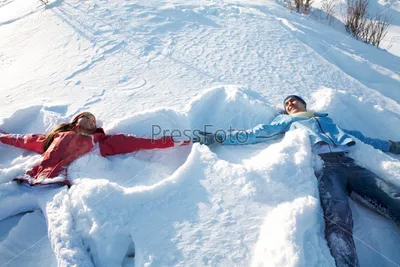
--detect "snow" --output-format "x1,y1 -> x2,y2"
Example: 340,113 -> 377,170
0,0 -> 400,266
0,210 -> 56,267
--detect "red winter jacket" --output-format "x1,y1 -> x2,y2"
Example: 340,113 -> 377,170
0,128 -> 185,187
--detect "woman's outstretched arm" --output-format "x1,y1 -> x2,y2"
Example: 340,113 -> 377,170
0,131 -> 46,153
99,134 -> 188,156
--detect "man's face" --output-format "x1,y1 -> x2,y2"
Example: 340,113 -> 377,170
284,97 -> 306,115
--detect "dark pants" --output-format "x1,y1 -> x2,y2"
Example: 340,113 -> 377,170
316,152 -> 400,267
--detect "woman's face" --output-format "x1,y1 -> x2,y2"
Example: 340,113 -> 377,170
75,113 -> 97,134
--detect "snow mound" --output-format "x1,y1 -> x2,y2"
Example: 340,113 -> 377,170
252,196 -> 332,267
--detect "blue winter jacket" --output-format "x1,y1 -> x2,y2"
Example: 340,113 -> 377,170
219,112 -> 391,152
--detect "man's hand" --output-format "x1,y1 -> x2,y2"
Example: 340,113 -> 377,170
389,140 -> 400,154
192,131 -> 222,146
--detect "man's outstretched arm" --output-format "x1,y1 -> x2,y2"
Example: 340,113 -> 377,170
194,116 -> 291,146
342,129 -> 399,153
218,123 -> 287,145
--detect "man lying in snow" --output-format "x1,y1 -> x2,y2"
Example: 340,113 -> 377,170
195,95 -> 400,267
0,112 -> 188,187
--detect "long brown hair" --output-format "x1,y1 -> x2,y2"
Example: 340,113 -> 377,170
43,112 -> 94,152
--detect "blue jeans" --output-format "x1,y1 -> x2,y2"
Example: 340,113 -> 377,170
316,152 -> 400,267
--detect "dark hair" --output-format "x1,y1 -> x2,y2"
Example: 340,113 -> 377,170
283,95 -> 307,108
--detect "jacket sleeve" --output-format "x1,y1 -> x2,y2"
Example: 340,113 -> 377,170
0,133 -> 46,153
99,134 -> 182,156
220,115 -> 290,145
342,129 -> 391,152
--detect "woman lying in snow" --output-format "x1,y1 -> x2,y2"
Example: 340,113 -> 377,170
0,111 -> 188,266
0,111 -> 187,187
195,95 -> 400,267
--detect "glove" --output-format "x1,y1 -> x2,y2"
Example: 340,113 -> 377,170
192,131 -> 223,146
389,140 -> 400,154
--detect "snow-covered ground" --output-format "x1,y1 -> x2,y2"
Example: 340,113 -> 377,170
0,0 -> 399,266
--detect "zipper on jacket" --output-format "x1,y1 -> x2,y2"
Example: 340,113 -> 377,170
313,117 -> 337,149
255,133 -> 283,139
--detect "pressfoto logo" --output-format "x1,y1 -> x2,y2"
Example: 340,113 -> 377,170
150,124 -> 251,144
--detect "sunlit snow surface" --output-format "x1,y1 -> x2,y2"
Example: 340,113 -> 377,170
0,0 -> 400,266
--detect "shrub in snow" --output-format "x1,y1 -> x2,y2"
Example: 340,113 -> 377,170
321,0 -> 336,25
287,0 -> 313,15
304,0 -> 312,14
345,0 -> 369,38
362,11 -> 391,47
345,0 -> 391,47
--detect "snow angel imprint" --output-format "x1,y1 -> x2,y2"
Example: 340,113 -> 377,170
0,111 -> 188,187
